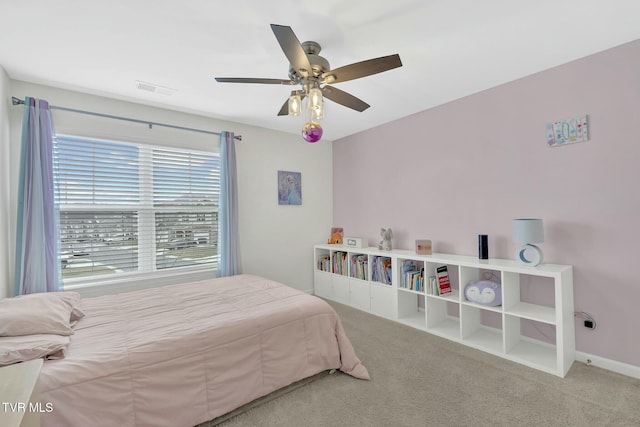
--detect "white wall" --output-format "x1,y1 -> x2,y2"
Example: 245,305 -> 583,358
236,125 -> 333,289
0,67 -> 10,299
6,80 -> 332,296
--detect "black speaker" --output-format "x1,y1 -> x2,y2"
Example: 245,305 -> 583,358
478,234 -> 488,259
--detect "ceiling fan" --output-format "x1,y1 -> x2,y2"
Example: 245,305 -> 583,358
215,24 -> 403,142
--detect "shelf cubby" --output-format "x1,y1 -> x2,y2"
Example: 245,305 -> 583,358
313,270 -> 332,299
504,315 -> 558,374
396,257 -> 425,293
461,305 -> 503,354
349,277 -> 371,312
425,262 -> 459,297
502,271 -> 555,324
315,248 -> 330,272
459,265 -> 502,305
426,298 -> 460,341
369,281 -> 396,319
371,255 -> 392,286
331,250 -> 349,276
349,253 -> 369,281
397,290 -> 426,330
331,273 -> 350,305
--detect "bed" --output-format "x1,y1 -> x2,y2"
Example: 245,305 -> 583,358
33,274 -> 369,427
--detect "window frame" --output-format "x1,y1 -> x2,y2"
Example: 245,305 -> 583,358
54,133 -> 220,290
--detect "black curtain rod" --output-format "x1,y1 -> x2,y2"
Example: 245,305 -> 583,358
11,96 -> 242,141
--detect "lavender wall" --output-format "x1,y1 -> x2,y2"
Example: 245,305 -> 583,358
333,40 -> 640,367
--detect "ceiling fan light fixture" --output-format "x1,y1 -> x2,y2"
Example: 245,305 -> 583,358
288,92 -> 301,116
214,24 -> 403,143
308,87 -> 323,110
307,86 -> 324,120
311,104 -> 323,120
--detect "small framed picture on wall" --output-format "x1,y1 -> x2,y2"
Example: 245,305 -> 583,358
278,170 -> 302,205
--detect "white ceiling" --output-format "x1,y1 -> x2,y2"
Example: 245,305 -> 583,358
2,1 -> 640,141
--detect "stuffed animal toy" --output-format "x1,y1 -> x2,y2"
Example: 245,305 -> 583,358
464,280 -> 502,306
328,231 -> 343,244
378,228 -> 393,251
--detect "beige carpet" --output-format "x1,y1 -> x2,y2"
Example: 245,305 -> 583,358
214,300 -> 640,427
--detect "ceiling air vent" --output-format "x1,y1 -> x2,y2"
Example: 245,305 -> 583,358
135,80 -> 178,96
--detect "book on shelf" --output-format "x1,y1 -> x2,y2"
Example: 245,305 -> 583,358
435,265 -> 452,295
406,270 -> 423,292
350,254 -> 368,280
317,254 -> 330,272
400,260 -> 423,292
428,276 -> 437,295
371,256 -> 392,285
332,251 -> 348,276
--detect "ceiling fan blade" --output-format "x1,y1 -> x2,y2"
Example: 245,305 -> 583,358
270,24 -> 312,78
215,77 -> 295,85
322,54 -> 402,84
321,86 -> 370,112
277,92 -> 307,116
277,99 -> 289,117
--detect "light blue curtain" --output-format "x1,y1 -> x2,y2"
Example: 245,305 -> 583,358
218,131 -> 241,276
14,97 -> 60,295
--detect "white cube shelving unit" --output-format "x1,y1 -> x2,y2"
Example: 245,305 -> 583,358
314,244 -> 575,377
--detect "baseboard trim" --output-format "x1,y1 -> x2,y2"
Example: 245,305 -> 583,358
575,351 -> 640,380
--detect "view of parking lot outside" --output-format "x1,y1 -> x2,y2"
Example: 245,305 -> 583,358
60,211 -> 218,279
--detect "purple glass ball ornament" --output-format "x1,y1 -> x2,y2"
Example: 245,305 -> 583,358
301,121 -> 323,143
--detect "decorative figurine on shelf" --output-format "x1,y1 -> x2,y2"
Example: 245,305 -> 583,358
378,228 -> 393,251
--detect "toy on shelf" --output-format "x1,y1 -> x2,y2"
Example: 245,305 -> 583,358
378,228 -> 393,251
328,227 -> 344,244
464,280 -> 502,306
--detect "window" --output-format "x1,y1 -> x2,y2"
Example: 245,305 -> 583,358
54,135 -> 219,284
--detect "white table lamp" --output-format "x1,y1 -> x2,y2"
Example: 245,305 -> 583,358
512,218 -> 544,266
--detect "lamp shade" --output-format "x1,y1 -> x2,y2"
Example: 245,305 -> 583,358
512,219 -> 544,244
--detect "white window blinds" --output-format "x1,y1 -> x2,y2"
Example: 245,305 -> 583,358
54,135 -> 219,283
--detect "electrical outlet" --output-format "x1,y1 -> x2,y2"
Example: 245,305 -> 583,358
576,311 -> 596,330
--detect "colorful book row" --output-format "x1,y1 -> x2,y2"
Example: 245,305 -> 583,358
371,256 -> 392,285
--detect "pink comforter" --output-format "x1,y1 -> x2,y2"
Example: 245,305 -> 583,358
39,275 -> 368,427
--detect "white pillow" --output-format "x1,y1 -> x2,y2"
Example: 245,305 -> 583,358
0,291 -> 85,337
0,334 -> 70,366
